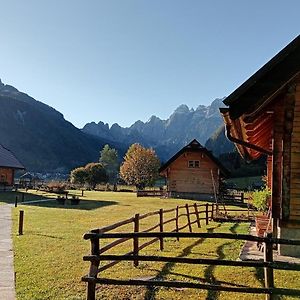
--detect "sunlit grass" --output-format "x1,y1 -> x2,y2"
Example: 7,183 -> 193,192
6,190 -> 299,299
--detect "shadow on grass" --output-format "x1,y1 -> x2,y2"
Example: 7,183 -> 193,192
203,223 -> 239,300
21,198 -> 118,211
30,233 -> 65,240
165,270 -> 250,288
143,223 -> 222,300
254,266 -> 265,290
0,191 -> 49,204
0,191 -> 118,210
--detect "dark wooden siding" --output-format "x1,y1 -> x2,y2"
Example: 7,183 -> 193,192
290,82 -> 300,221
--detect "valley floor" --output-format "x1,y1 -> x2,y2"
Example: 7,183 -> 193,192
1,190 -> 298,299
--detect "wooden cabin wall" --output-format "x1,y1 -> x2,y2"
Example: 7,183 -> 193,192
166,151 -> 219,194
0,168 -> 14,186
267,156 -> 272,189
290,82 -> 300,223
271,99 -> 284,219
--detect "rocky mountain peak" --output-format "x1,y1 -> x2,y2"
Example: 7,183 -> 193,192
174,104 -> 190,114
147,115 -> 162,123
82,97 -> 225,160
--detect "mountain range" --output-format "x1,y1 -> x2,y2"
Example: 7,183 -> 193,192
0,79 -> 233,172
82,98 -> 229,161
0,79 -> 124,172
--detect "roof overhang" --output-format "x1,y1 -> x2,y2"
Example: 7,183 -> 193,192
224,35 -> 300,120
220,35 -> 300,160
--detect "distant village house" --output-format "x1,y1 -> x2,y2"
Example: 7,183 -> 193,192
159,139 -> 228,200
0,144 -> 24,190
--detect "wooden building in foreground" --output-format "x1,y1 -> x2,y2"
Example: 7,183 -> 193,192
220,35 -> 300,257
159,139 -> 228,200
0,144 -> 25,190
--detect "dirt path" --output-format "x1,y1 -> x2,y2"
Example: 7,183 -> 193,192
0,205 -> 16,300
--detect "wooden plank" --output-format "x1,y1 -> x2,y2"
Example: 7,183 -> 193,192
289,198 -> 300,205
289,203 -> 300,209
96,217 -> 134,233
290,173 -> 300,180
175,206 -> 179,241
133,214 -> 139,267
264,233 -> 274,297
139,210 -> 159,220
194,203 -> 201,228
289,211 -> 300,216
88,277 -> 300,296
185,204 -> 192,233
159,209 -> 164,250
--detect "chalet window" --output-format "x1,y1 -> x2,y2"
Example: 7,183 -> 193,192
188,160 -> 200,168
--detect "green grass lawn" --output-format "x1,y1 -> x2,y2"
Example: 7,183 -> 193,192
5,190 -> 299,299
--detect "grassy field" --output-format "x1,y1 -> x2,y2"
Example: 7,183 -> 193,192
3,190 -> 298,299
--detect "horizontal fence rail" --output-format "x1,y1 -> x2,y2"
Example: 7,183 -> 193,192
81,277 -> 300,297
82,203 -> 300,300
84,231 -> 300,246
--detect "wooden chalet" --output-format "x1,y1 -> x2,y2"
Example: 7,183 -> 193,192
220,34 -> 300,257
0,144 -> 25,190
159,139 -> 228,200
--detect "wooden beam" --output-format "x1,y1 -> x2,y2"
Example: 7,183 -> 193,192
272,99 -> 284,220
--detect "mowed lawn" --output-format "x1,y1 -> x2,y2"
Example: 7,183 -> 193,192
5,190 -> 298,300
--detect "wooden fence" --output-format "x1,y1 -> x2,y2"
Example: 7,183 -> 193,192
221,191 -> 250,204
84,203 -> 211,271
82,204 -> 300,300
136,190 -> 167,197
137,189 -> 250,205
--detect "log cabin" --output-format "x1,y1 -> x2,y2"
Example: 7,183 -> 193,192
0,144 -> 25,190
159,139 -> 228,200
220,34 -> 300,257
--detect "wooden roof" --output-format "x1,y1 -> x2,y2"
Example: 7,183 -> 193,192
220,35 -> 300,160
159,139 -> 229,176
223,34 -> 300,120
0,144 -> 24,169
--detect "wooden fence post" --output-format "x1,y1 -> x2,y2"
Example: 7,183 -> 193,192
185,204 -> 192,232
205,203 -> 209,225
15,196 -> 18,207
82,189 -> 84,197
175,206 -> 179,241
194,203 -> 201,228
159,209 -> 164,250
133,214 -> 139,267
241,192 -> 244,203
87,236 -> 100,300
18,210 -> 24,235
264,232 -> 274,300
211,204 -> 214,220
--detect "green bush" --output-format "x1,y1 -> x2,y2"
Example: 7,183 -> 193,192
252,188 -> 271,212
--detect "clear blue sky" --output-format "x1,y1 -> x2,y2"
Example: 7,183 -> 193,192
0,1 -> 299,128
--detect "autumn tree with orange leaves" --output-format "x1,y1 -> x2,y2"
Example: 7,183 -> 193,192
120,143 -> 160,189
